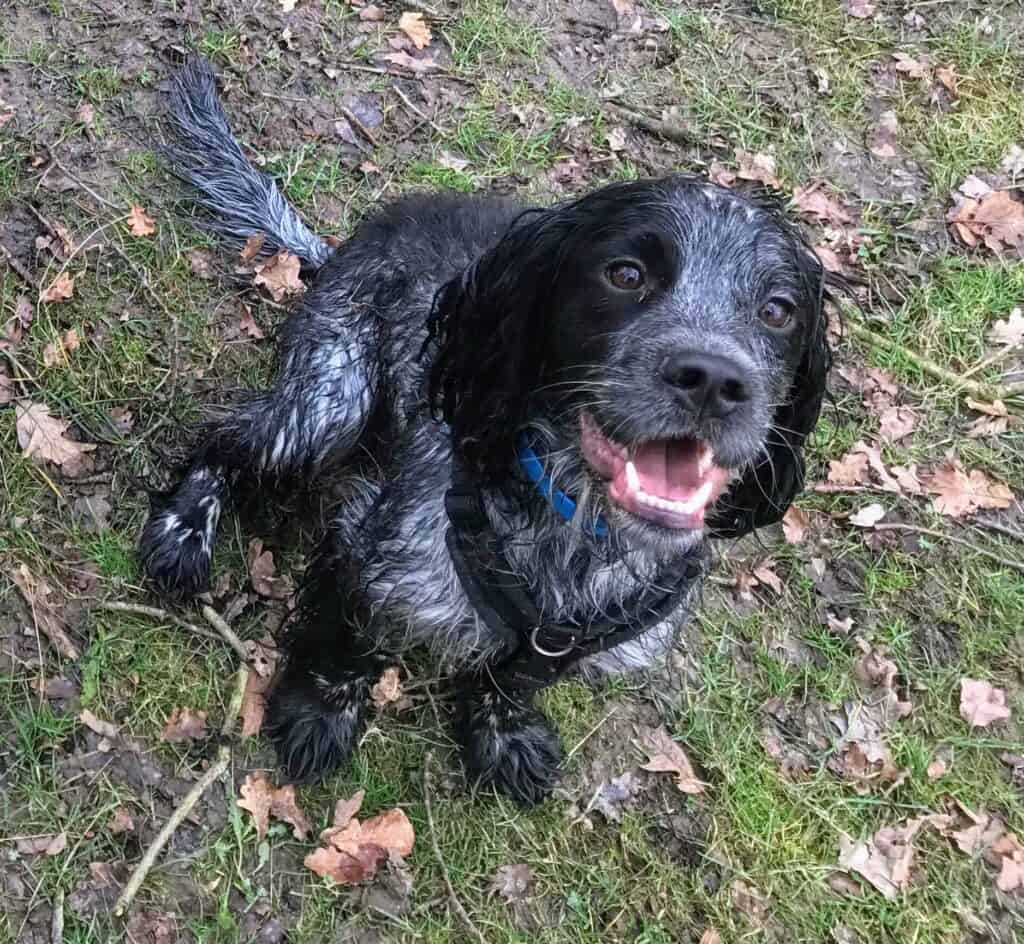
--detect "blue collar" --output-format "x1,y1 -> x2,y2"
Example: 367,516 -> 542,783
517,432 -> 609,538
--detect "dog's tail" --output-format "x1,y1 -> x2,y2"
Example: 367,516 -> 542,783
167,57 -> 330,270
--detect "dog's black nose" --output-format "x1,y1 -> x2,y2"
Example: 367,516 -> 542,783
661,352 -> 749,419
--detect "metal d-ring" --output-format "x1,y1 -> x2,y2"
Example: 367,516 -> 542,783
530,626 -> 576,658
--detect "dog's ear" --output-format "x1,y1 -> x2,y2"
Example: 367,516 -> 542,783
426,208 -> 570,479
708,252 -> 834,539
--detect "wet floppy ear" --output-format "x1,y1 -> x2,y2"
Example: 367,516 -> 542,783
426,209 -> 572,480
708,252 -> 832,538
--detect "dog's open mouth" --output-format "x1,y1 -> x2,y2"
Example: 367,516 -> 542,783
580,412 -> 733,530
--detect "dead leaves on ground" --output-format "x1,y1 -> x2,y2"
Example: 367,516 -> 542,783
959,678 -> 1012,728
305,789 -> 415,885
126,205 -> 157,237
922,454 -> 1014,518
15,400 -> 96,475
40,271 -> 76,304
398,11 -> 431,49
10,562 -> 81,660
253,250 -> 305,301
160,707 -> 208,743
246,538 -> 295,600
947,180 -> 1024,257
639,724 -> 707,795
237,772 -> 311,841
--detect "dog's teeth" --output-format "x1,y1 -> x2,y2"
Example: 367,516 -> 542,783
625,459 -> 640,491
679,480 -> 714,514
697,444 -> 713,477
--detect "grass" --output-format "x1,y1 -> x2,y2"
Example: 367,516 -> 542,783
2,2 -> 1023,942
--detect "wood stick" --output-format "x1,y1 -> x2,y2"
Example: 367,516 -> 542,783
873,523 -> 1024,574
96,601 -> 223,646
200,604 -> 252,664
606,103 -> 702,147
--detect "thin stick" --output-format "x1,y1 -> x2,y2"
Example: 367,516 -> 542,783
873,523 -> 1024,574
51,888 -> 64,944
971,517 -> 1024,544
423,751 -> 487,944
114,662 -> 248,917
0,241 -> 36,287
565,707 -> 617,762
339,106 -> 379,147
844,319 -> 1012,402
201,604 -> 252,664
42,145 -> 125,211
606,103 -> 701,148
97,601 -> 223,646
391,84 -> 444,134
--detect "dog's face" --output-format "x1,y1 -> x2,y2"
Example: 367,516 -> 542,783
429,177 -> 830,549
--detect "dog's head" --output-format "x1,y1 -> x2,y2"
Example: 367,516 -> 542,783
428,176 -> 831,551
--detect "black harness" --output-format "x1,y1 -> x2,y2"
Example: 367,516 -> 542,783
444,477 -> 705,693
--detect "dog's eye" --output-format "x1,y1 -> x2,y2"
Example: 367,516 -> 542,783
758,299 -> 794,330
607,262 -> 645,292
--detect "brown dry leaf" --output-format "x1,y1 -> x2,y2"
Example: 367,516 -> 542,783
235,307 -> 265,341
240,648 -> 277,737
926,758 -> 947,780
237,772 -> 312,840
489,863 -> 535,903
892,52 -> 930,80
699,930 -> 722,944
306,795 -> 415,885
398,11 -> 432,49
639,724 -> 707,794
253,251 -> 305,301
126,205 -> 156,237
40,272 -> 75,304
360,4 -> 386,21
43,328 -> 81,367
923,455 -> 1014,517
15,401 -> 95,473
988,307 -> 1024,348
735,150 -> 782,189
841,0 -> 875,18
849,503 -> 886,528
947,189 -> 1024,255
79,709 -> 119,739
827,450 -> 870,487
838,815 -> 951,898
959,678 -> 1012,728
877,406 -> 916,442
869,110 -> 900,159
160,707 -> 208,742
992,834 -> 1024,893
935,65 -> 958,95
108,807 -> 135,834
17,832 -> 68,856
246,538 -> 294,600
793,184 -> 854,226
239,232 -> 266,262
11,563 -> 82,660
782,505 -> 809,544
752,561 -> 783,595
370,667 -> 404,710
383,51 -> 440,75
890,464 -> 923,495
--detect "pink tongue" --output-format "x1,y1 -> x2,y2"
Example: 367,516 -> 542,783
633,439 -> 703,500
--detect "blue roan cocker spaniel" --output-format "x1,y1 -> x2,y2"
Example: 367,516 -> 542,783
141,58 -> 832,805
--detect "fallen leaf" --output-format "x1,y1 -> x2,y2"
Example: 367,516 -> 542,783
235,307 -> 265,340
398,11 -> 432,49
752,561 -> 783,595
992,833 -> 1024,892
76,102 -> 95,125
782,505 -> 809,544
15,400 -> 96,472
959,678 -> 1012,728
239,232 -> 266,262
736,150 -> 781,189
793,184 -> 854,226
127,205 -> 156,237
383,51 -> 440,75
926,758 -> 947,780
849,503 -> 886,528
253,251 -> 305,302
237,772 -> 312,840
40,272 -> 75,304
841,0 -> 875,18
606,126 -> 628,152
241,651 -> 277,738
827,612 -> 855,635
306,795 -> 415,885
17,832 -> 68,856
160,707 -> 208,742
359,4 -> 386,21
79,709 -> 119,738
877,406 -> 916,441
11,563 -> 81,660
935,65 -> 958,95
827,450 -> 870,487
947,189 -> 1024,256
42,328 -> 81,367
892,52 -> 930,80
370,667 -> 404,709
246,539 -> 294,600
108,807 -> 134,834
490,864 -> 535,903
923,455 -> 1014,517
988,307 -> 1024,348
699,930 -> 722,944
869,110 -> 900,159
838,815 -> 950,898
639,725 -> 707,794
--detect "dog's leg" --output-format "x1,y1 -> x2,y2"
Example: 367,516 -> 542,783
140,320 -> 379,595
457,679 -> 562,806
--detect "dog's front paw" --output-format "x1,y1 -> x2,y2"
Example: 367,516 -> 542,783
265,674 -> 368,784
460,694 -> 562,806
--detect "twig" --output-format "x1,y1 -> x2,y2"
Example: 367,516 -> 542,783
114,662 -> 248,917
960,343 -> 1019,381
391,84 -> 444,134
339,105 -> 379,148
0,241 -> 36,287
844,319 -> 1013,402
41,145 -> 125,211
972,517 -> 1024,544
97,601 -> 224,646
565,707 -> 617,762
873,523 -> 1024,574
605,102 -> 702,148
423,751 -> 487,944
200,604 -> 252,664
50,888 -> 64,944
